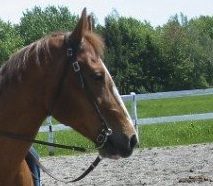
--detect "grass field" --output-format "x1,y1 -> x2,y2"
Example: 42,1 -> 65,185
35,95 -> 213,156
137,95 -> 213,118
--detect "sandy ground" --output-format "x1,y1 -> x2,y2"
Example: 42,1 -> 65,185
40,143 -> 213,186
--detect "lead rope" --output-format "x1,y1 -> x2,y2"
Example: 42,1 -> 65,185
0,130 -> 86,152
29,150 -> 103,183
0,129 -> 107,183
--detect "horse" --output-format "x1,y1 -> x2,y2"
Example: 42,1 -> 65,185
0,8 -> 138,186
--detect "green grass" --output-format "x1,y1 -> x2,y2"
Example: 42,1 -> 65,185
140,120 -> 213,148
35,131 -> 94,156
35,95 -> 213,156
137,95 -> 213,118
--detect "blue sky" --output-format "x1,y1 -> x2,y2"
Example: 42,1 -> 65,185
0,0 -> 213,26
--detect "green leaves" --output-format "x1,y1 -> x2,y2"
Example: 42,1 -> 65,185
18,6 -> 78,45
0,20 -> 24,64
103,15 -> 161,94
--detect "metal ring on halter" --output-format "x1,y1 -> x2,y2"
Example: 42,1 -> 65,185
96,128 -> 112,149
105,128 -> 112,136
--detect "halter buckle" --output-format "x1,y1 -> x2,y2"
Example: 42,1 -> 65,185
73,61 -> 80,72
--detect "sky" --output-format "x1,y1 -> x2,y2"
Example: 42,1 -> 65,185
0,0 -> 213,27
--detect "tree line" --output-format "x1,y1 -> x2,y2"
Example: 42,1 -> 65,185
0,6 -> 213,94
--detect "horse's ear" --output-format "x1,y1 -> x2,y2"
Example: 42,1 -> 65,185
69,8 -> 88,46
88,15 -> 93,32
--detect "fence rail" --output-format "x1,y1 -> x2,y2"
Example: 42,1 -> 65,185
122,88 -> 213,101
138,112 -> 213,125
39,88 -> 213,132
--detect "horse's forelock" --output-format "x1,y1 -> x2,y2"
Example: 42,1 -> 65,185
84,32 -> 105,57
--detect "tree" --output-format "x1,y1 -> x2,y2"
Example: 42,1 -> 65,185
139,35 -> 163,92
157,15 -> 197,90
103,13 -> 155,94
18,6 -> 78,45
187,16 -> 213,87
0,20 -> 23,65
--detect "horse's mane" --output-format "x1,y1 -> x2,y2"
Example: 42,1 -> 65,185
0,31 -> 105,94
0,33 -> 56,92
1,32 -> 64,71
1,31 -> 104,73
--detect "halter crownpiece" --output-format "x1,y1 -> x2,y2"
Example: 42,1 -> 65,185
66,46 -> 85,88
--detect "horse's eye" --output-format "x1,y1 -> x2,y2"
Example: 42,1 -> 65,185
91,73 -> 104,81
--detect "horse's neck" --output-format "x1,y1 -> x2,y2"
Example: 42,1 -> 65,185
0,38 -> 65,185
0,64 -> 47,170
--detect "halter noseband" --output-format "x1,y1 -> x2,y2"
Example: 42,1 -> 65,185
65,37 -> 112,149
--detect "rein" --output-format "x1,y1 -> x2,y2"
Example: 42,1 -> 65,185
30,150 -> 103,184
0,130 -> 86,152
0,129 -> 103,183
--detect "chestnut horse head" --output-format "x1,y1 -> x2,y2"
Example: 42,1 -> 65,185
49,9 -> 138,158
0,7 -> 137,186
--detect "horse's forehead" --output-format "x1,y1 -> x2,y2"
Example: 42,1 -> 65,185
81,43 -> 104,66
83,38 -> 103,58
83,40 -> 96,54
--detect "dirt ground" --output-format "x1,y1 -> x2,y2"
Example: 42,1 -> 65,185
41,143 -> 213,186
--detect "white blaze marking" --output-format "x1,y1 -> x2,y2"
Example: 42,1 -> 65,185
112,84 -> 134,124
100,59 -> 135,127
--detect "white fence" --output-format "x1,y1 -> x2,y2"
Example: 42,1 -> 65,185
39,88 -> 213,154
133,88 -> 213,125
39,88 -> 213,133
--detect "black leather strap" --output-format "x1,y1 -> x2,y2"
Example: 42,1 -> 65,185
0,130 -> 86,152
29,149 -> 102,183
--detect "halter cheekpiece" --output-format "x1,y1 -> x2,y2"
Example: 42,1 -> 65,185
66,37 -> 113,148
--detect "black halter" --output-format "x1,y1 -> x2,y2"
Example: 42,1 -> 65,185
35,35 -> 114,183
65,35 -> 113,148
47,33 -> 113,149
34,34 -> 113,183
38,35 -> 112,183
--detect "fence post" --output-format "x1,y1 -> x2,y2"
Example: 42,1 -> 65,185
47,116 -> 55,156
130,92 -> 139,147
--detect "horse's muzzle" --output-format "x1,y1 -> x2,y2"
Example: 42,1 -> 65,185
99,132 -> 138,159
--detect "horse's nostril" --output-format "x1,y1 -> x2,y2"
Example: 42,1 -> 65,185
130,134 -> 138,149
